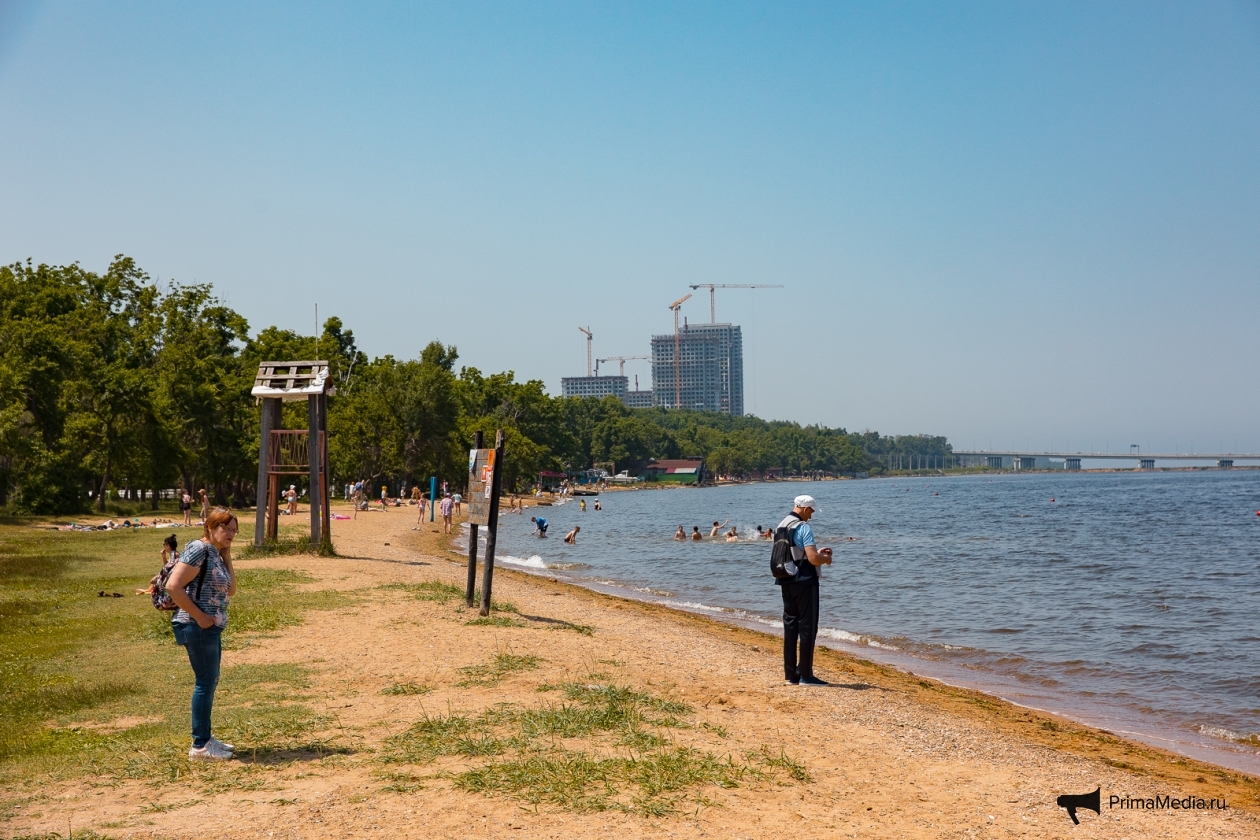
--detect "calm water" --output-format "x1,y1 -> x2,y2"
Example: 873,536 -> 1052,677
470,471 -> 1260,773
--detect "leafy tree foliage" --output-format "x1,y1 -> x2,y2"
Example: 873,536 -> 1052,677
0,257 -> 950,512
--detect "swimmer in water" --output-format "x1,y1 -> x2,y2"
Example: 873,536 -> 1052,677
674,525 -> 686,541
593,499 -> 601,511
580,499 -> 587,512
691,526 -> 702,541
709,519 -> 728,537
564,525 -> 580,544
725,526 -> 739,542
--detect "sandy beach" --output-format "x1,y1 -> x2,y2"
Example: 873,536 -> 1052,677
7,502 -> 1258,840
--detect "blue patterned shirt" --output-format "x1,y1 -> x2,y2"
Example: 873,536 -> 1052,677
171,539 -> 232,628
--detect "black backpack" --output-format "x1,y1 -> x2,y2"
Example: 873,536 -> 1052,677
769,514 -> 803,580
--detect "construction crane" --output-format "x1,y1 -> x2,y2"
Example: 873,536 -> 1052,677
595,355 -> 649,377
578,327 -> 593,377
688,283 -> 784,323
667,294 -> 692,408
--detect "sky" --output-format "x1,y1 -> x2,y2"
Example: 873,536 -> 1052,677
2,1 -> 1258,453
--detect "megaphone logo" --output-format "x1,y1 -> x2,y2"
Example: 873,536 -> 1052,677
1056,786 -> 1101,824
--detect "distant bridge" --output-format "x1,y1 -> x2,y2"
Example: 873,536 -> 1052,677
952,451 -> 1260,471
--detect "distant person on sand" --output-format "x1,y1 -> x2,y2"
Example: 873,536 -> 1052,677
416,494 -> 427,524
674,525 -> 685,541
352,483 -> 362,519
452,492 -> 462,515
440,493 -> 454,534
709,520 -> 728,537
531,516 -> 548,537
564,525 -> 580,544
181,491 -> 192,526
198,489 -> 209,523
691,526 -> 702,541
777,494 -> 832,687
286,485 -> 298,516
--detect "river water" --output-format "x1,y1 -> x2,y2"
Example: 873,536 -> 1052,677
464,471 -> 1260,773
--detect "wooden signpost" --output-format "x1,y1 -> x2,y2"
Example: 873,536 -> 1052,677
465,429 -> 506,616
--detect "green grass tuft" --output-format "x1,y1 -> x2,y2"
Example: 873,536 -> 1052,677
455,653 -> 542,687
381,682 -> 433,696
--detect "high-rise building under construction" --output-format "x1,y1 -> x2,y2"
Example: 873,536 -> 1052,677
650,322 -> 743,415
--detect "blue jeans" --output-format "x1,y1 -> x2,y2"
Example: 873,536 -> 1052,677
173,621 -> 222,748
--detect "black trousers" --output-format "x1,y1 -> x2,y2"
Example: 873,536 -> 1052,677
781,580 -> 820,680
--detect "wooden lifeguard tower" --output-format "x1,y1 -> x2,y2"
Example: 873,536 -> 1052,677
251,361 -> 334,548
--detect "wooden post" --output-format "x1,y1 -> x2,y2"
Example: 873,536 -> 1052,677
308,395 -> 321,547
319,391 -> 330,546
254,397 -> 277,546
465,430 -> 483,607
267,401 -> 283,541
479,429 -> 505,617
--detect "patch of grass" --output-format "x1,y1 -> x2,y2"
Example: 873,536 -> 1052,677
455,654 -> 543,688
381,682 -> 432,696
382,679 -> 803,815
140,797 -> 203,813
238,537 -> 337,558
381,580 -> 464,603
700,722 -> 729,739
456,746 -> 754,814
751,746 -> 813,783
549,621 -> 594,635
0,524 -> 352,795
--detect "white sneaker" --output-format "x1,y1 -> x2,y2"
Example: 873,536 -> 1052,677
209,736 -> 235,752
189,741 -> 234,761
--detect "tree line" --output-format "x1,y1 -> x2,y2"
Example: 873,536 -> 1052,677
0,257 -> 954,514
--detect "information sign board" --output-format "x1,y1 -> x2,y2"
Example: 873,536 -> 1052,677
467,447 -> 495,525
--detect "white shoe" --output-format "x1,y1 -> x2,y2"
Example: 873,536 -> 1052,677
189,741 -> 234,761
209,736 -> 235,752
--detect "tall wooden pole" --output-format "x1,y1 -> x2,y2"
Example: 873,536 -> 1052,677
465,430 -> 483,607
254,397 -> 277,546
478,429 -> 505,617
308,395 -> 321,547
319,391 -> 330,546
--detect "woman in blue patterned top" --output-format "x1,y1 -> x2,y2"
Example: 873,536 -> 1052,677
166,507 -> 238,761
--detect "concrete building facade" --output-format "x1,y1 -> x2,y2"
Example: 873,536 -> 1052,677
561,375 -> 628,400
650,322 -> 743,415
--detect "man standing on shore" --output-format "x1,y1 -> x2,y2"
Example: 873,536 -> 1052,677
778,495 -> 832,686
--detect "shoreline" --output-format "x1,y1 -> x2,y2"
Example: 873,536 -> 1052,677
482,544 -> 1260,779
465,487 -> 1260,780
4,506 -> 1259,838
460,548 -> 1260,816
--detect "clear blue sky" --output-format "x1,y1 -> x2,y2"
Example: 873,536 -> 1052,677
2,1 -> 1258,453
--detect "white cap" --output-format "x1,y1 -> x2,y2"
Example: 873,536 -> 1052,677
794,494 -> 819,511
